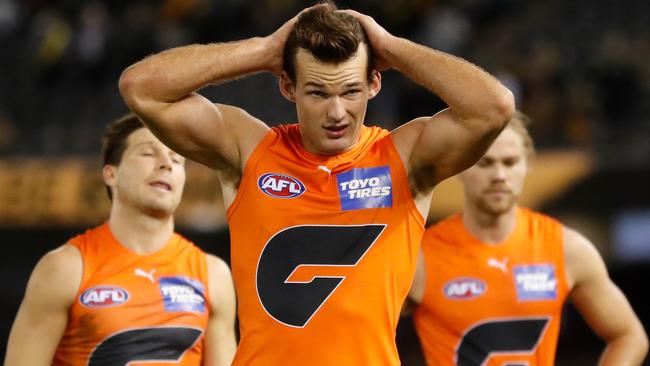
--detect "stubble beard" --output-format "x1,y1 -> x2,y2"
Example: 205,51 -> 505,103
476,193 -> 517,217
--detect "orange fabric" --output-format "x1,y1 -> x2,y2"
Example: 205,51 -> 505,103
228,124 -> 424,365
53,223 -> 209,366
413,207 -> 569,366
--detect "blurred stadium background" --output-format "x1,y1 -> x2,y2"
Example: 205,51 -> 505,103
0,0 -> 648,364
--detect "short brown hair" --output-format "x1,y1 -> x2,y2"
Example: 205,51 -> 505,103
506,111 -> 535,160
101,113 -> 145,199
283,1 -> 374,83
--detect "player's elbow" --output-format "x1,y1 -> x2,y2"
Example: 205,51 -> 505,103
486,88 -> 515,132
119,66 -> 149,111
608,321 -> 650,362
625,327 -> 649,363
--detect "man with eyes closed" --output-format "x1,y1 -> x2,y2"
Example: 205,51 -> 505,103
5,114 -> 237,366
118,2 -> 514,365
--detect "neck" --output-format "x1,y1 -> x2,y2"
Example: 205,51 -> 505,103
108,202 -> 175,255
462,204 -> 518,244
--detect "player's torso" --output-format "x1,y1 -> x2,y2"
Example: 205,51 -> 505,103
228,125 -> 425,365
413,209 -> 568,366
54,225 -> 209,366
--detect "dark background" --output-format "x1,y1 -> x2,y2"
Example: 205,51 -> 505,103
1,0 -> 648,364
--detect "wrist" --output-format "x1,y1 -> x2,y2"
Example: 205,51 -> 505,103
373,35 -> 403,70
257,35 -> 283,73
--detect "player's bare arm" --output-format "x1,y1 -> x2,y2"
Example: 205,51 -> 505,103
345,10 -> 514,201
564,227 -> 649,366
4,245 -> 82,366
203,255 -> 237,366
118,11 -> 310,178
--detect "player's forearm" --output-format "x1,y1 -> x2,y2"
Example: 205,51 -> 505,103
383,36 -> 514,123
119,37 -> 272,105
598,333 -> 649,366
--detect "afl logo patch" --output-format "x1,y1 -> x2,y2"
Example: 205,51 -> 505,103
443,277 -> 486,300
80,286 -> 129,308
257,173 -> 306,199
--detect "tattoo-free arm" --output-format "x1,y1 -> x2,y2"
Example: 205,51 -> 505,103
4,245 -> 81,366
564,227 -> 649,366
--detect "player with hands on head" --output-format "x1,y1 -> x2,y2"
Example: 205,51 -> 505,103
119,2 -> 515,364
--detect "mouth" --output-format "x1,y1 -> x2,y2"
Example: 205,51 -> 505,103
484,188 -> 511,196
323,124 -> 349,138
150,181 -> 172,192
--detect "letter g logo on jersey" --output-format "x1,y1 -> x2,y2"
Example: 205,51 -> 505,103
257,173 -> 306,199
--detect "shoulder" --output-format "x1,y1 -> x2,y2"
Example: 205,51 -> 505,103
205,254 -> 232,279
562,225 -> 607,288
563,226 -> 600,261
28,244 -> 82,307
389,117 -> 429,161
35,244 -> 82,280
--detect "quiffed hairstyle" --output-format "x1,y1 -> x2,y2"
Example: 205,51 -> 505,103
101,113 -> 145,199
283,1 -> 374,83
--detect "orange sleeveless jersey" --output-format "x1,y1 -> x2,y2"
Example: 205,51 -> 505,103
412,207 -> 569,366
227,124 -> 424,365
53,223 -> 210,366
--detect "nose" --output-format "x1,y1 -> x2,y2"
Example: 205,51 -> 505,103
490,164 -> 507,181
157,154 -> 173,171
327,97 -> 346,122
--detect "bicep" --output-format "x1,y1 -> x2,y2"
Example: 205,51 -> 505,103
566,229 -> 643,342
203,256 -> 237,366
570,272 -> 638,341
5,246 -> 81,365
407,108 -> 503,187
134,93 -> 268,171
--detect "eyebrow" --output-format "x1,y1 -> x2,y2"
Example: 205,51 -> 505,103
344,82 -> 362,88
131,141 -> 156,149
304,81 -> 325,88
304,81 -> 363,88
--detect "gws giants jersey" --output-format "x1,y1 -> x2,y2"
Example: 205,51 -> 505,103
413,208 -> 569,366
53,223 -> 210,365
228,124 -> 425,365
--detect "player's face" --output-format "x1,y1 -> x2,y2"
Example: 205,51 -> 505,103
107,128 -> 186,217
459,127 -> 528,216
283,45 -> 381,155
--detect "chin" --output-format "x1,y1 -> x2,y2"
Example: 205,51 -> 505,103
478,199 -> 515,216
140,200 -> 176,218
321,138 -> 355,154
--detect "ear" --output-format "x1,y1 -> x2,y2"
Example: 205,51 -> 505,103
103,165 -> 117,189
367,70 -> 382,100
279,71 -> 296,102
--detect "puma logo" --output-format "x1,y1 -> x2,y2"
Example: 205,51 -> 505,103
487,257 -> 509,273
134,268 -> 156,283
317,165 -> 332,174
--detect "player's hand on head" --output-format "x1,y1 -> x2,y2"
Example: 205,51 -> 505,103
339,9 -> 393,71
265,4 -> 322,76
